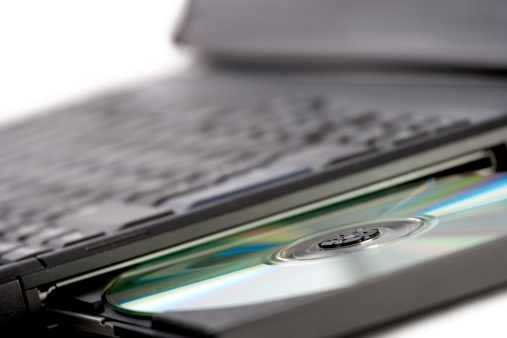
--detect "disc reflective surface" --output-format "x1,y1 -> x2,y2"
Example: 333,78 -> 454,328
106,171 -> 507,315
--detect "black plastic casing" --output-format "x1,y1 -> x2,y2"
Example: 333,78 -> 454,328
1,77 -> 507,335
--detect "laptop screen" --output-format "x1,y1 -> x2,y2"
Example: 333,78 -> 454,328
177,0 -> 507,69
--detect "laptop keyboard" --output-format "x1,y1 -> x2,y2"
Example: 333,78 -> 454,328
0,86 -> 475,263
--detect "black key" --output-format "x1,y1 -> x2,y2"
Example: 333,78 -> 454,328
382,113 -> 413,131
0,221 -> 11,235
162,165 -> 311,213
365,128 -> 392,146
323,144 -> 376,167
57,202 -> 173,234
31,204 -> 75,222
436,119 -> 470,134
290,120 -> 331,143
1,245 -> 52,263
0,241 -> 22,255
131,180 -> 205,206
45,231 -> 103,247
1,213 -> 28,228
346,110 -> 379,126
410,116 -> 441,131
277,143 -> 374,170
25,227 -> 74,246
337,127 -> 386,146
4,223 -> 45,241
393,130 -> 429,146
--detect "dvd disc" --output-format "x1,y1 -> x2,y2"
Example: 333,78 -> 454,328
106,171 -> 507,315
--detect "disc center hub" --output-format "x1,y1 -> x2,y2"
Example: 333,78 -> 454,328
318,228 -> 380,249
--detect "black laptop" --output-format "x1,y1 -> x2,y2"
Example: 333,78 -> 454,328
1,0 -> 507,337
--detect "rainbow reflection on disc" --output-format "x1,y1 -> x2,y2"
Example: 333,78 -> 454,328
106,171 -> 507,315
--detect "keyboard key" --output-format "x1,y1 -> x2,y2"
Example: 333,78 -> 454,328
277,143 -> 375,169
4,223 -> 45,241
25,226 -> 74,246
45,231 -> 103,248
0,221 -> 10,235
382,113 -> 413,131
346,110 -> 379,126
336,126 -> 386,146
410,116 -> 441,131
57,202 -> 173,234
1,245 -> 52,263
0,241 -> 22,255
393,130 -> 430,146
436,119 -> 470,134
162,165 -> 311,213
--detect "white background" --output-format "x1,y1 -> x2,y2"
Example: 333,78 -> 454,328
0,2 -> 506,337
0,1 -> 189,125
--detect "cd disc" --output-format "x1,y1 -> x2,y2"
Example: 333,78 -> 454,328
106,171 -> 507,315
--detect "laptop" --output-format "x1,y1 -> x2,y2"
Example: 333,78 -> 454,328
1,0 -> 507,336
